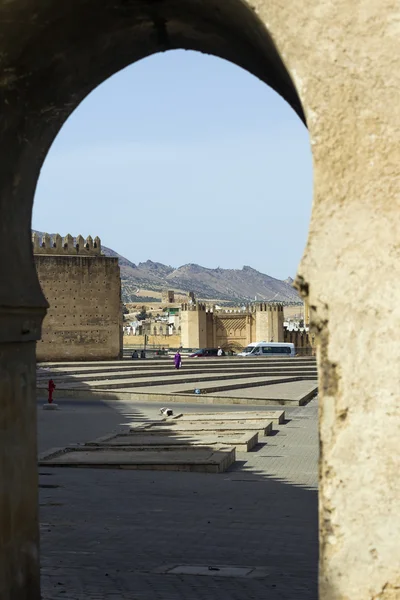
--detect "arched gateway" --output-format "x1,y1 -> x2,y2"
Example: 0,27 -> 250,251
0,2 -> 398,599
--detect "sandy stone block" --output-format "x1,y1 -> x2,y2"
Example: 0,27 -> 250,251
38,445 -> 236,473
169,410 -> 285,424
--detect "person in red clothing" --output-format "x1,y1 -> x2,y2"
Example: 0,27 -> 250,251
48,379 -> 56,403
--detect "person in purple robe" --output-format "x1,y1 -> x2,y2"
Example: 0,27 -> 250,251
174,351 -> 182,369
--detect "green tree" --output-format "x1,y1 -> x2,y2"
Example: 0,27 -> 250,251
136,306 -> 150,321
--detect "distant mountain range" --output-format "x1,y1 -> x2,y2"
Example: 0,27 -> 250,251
101,250 -> 300,304
33,231 -> 300,303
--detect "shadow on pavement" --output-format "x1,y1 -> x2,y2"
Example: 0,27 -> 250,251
37,364 -> 318,600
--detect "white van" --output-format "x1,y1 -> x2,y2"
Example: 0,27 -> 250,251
237,342 -> 295,357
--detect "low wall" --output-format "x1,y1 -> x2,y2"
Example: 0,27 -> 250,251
123,334 -> 181,347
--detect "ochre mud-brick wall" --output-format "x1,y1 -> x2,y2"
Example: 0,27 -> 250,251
35,254 -> 122,361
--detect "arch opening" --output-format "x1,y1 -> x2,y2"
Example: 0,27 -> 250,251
0,0 -> 305,307
33,49 -> 312,280
0,0 -> 307,307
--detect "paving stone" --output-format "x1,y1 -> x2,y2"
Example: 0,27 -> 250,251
164,564 -> 253,577
38,397 -> 319,600
213,380 -> 318,403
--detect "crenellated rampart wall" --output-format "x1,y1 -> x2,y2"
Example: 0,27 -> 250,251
34,233 -> 122,360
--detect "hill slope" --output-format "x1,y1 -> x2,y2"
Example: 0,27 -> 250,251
32,231 -> 300,303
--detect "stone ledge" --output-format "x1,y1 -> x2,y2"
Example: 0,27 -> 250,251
169,410 -> 285,424
137,420 -> 273,437
85,431 -> 259,452
36,388 -> 309,406
38,445 -> 236,473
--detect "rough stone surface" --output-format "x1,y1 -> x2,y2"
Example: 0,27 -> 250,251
35,254 -> 122,361
0,342 -> 40,600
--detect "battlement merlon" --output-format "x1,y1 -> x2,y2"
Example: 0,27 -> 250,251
180,301 -> 207,312
32,233 -> 102,256
254,302 -> 284,312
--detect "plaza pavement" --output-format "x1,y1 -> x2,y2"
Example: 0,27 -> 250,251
38,395 -> 318,599
37,358 -> 318,407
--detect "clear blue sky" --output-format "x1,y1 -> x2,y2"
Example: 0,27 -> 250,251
33,50 -> 313,280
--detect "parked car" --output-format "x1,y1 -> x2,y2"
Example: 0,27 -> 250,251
189,348 -> 226,358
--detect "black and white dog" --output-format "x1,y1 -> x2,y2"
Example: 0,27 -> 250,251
160,407 -> 173,417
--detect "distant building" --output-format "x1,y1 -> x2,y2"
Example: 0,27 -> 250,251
180,302 -> 285,351
161,290 -> 175,303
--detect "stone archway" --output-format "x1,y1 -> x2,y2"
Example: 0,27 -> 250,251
0,2 -> 399,600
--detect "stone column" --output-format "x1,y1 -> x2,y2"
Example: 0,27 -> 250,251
291,16 -> 400,595
0,305 -> 46,600
0,116 -> 48,596
0,114 -> 48,596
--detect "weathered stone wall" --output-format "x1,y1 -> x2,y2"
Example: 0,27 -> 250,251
215,313 -> 249,349
255,304 -> 284,343
180,303 -> 207,348
0,340 -> 40,599
35,255 -> 122,361
284,328 -> 314,351
123,334 -> 181,347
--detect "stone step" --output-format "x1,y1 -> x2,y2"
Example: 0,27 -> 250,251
172,377 -> 316,396
37,374 -> 315,391
36,385 -> 315,406
38,357 -> 317,369
168,410 -> 285,425
137,420 -> 273,437
85,431 -> 259,452
124,377 -> 316,396
213,380 -> 318,404
38,445 -> 236,473
36,365 -> 318,381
